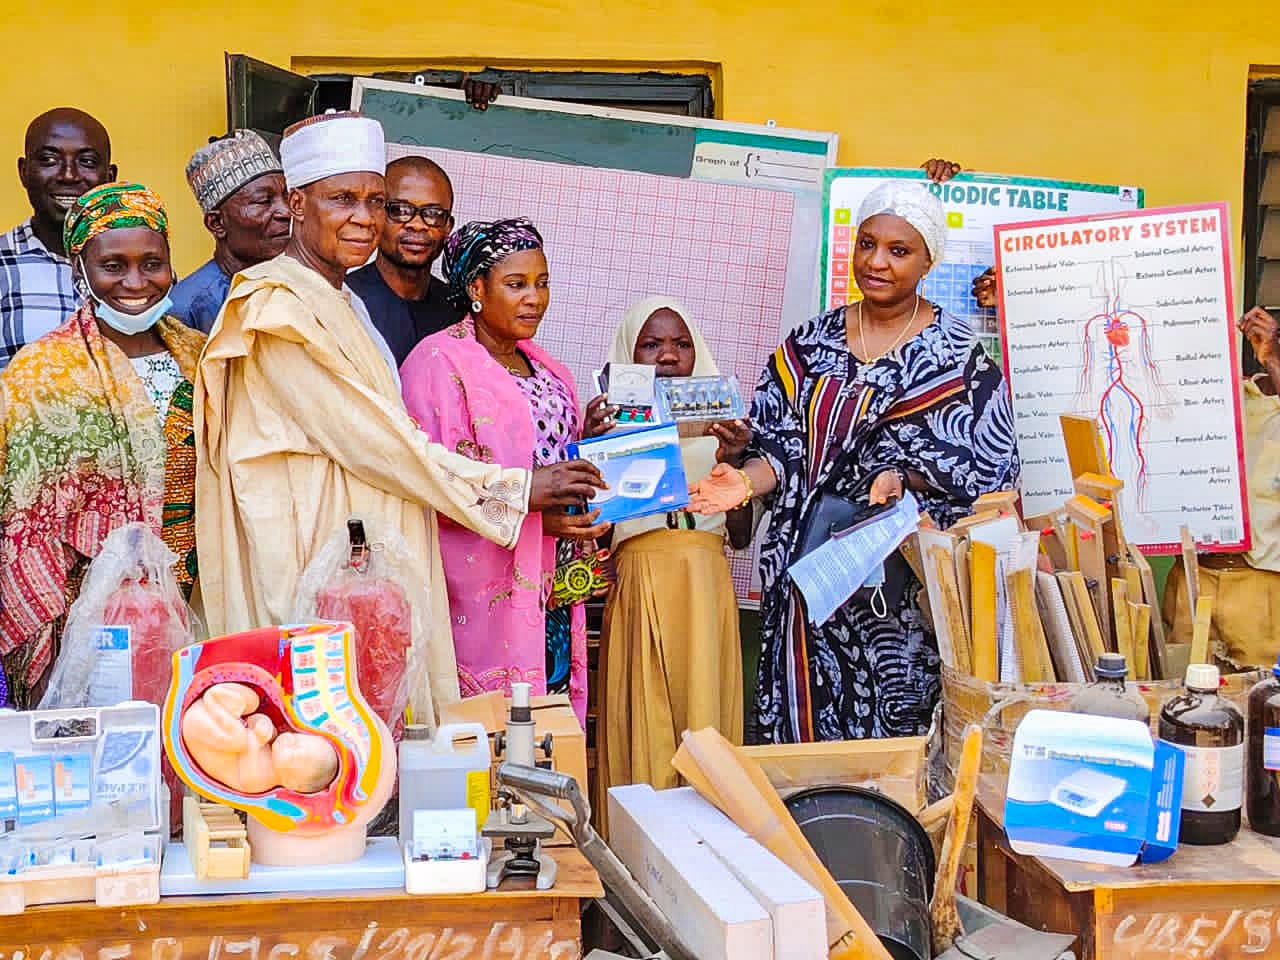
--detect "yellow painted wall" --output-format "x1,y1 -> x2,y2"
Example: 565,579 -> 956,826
1,1 -> 1273,281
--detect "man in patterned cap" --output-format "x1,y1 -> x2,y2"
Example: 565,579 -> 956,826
195,112 -> 605,722
172,130 -> 290,333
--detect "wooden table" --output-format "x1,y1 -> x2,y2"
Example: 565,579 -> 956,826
0,846 -> 603,960
977,775 -> 1280,959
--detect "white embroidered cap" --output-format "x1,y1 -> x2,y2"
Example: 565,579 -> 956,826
856,180 -> 947,266
280,111 -> 386,191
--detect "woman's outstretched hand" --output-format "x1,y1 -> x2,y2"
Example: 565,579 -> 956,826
688,462 -> 749,514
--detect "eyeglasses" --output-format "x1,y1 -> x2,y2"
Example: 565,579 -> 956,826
384,201 -> 452,227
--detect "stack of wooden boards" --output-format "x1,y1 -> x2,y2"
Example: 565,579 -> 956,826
914,415 -> 1177,684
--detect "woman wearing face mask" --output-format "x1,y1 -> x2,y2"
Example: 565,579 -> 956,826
0,182 -> 206,707
401,218 -> 609,725
689,181 -> 1020,744
586,296 -> 753,822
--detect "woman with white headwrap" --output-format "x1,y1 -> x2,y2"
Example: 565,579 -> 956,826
690,180 -> 1020,744
587,297 -> 751,816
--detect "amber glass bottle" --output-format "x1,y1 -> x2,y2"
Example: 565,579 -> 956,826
1247,658 -> 1280,836
1158,664 -> 1244,846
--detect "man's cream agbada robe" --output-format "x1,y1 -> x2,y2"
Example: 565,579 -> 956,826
195,255 -> 530,719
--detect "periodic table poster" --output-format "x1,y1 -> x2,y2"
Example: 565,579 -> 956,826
820,169 -> 1143,354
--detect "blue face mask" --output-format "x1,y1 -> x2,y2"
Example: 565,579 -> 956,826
79,257 -> 172,335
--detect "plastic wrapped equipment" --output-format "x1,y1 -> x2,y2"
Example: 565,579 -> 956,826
39,524 -> 194,711
293,519 -> 429,738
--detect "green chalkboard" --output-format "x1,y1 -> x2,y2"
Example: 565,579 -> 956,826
359,85 -> 697,177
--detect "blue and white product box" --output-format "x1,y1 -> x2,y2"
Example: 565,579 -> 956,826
569,423 -> 689,524
1005,710 -> 1184,866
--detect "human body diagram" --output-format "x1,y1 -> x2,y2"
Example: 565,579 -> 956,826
1072,260 -> 1173,518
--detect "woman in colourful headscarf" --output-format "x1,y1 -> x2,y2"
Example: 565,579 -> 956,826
0,182 -> 207,706
589,296 -> 753,818
401,218 -> 608,724
690,180 -> 1020,744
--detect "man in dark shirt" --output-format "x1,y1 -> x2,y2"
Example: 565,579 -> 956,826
347,156 -> 461,366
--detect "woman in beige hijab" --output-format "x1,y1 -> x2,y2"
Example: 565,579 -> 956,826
590,296 -> 751,823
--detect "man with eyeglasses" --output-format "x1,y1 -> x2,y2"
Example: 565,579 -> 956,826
346,155 -> 461,366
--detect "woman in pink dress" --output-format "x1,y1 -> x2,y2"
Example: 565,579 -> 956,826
401,219 -> 608,724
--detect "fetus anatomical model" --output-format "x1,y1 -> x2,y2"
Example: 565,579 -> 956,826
181,683 -> 339,795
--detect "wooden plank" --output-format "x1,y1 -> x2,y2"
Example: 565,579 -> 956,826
1191,595 -> 1215,666
932,725 -> 983,953
929,542 -> 972,675
1056,571 -> 1096,681
1066,496 -> 1114,643
609,783 -> 772,960
1060,571 -> 1107,670
1129,603 -> 1151,681
970,541 -> 999,682
1181,525 -> 1201,609
1112,578 -> 1134,678
1008,567 -> 1054,682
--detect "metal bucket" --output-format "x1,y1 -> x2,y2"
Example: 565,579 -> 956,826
785,785 -> 934,960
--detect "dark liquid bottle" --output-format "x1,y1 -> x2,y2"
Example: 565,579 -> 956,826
1158,664 -> 1244,845
1071,653 -> 1150,724
1247,657 -> 1280,836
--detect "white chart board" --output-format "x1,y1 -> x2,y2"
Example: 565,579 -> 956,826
996,203 -> 1250,554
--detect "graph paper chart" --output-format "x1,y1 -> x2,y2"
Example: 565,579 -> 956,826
388,144 -> 798,599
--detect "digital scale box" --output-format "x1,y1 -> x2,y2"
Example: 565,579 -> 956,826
1004,710 -> 1183,867
569,423 -> 689,524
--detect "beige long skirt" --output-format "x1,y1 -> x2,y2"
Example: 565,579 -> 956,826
595,528 -> 743,832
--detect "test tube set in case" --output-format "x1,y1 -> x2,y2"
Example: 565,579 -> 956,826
655,375 -> 746,423
0,702 -> 165,913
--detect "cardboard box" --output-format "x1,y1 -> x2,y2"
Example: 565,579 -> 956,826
438,691 -> 587,846
1004,710 -> 1183,866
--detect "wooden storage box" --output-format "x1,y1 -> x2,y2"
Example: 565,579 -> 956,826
742,735 -> 927,813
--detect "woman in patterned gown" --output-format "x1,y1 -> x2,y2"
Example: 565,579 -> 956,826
690,181 -> 1020,743
401,218 -> 609,726
0,182 -> 206,707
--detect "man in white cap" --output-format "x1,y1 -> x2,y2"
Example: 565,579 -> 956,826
194,112 -> 605,719
173,130 -> 290,333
